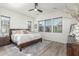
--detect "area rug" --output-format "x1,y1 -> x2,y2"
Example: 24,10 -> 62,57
0,39 -> 51,56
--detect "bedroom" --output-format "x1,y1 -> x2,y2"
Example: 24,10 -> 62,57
0,3 -> 78,56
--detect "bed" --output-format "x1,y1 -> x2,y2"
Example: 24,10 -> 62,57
10,29 -> 42,51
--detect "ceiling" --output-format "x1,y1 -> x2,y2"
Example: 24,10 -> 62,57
0,3 -> 77,17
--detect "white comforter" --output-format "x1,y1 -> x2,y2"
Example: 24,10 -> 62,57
11,33 -> 41,45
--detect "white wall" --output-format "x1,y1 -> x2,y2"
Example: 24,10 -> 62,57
34,11 -> 78,43
0,7 -> 34,29
0,7 -> 78,43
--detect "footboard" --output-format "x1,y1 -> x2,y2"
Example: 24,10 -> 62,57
18,38 -> 42,51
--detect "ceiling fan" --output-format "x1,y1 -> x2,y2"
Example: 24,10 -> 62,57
28,3 -> 43,13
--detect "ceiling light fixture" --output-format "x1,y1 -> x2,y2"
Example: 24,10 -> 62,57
34,8 -> 37,11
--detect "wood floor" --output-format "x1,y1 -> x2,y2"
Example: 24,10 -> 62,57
39,41 -> 66,56
0,40 -> 66,56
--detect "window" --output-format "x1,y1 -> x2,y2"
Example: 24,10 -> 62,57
38,21 -> 45,32
26,21 -> 32,30
38,17 -> 62,33
0,15 -> 10,37
45,20 -> 51,32
52,17 -> 62,33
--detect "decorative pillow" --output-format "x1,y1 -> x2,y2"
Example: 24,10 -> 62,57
12,30 -> 24,34
23,30 -> 28,34
16,30 -> 21,34
23,30 -> 31,34
12,31 -> 17,34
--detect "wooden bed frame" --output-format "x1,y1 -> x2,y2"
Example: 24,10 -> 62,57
10,29 -> 42,51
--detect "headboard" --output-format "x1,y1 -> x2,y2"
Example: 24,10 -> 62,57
9,29 -> 30,42
10,29 -> 30,35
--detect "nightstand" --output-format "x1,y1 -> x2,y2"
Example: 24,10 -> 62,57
0,36 -> 11,46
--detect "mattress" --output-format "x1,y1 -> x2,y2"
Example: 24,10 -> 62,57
11,33 -> 41,45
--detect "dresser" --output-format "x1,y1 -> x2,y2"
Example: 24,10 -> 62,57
0,36 -> 11,46
67,35 -> 78,56
67,42 -> 79,56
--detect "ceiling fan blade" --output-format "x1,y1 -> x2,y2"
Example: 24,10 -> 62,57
37,9 -> 43,13
28,9 -> 34,11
